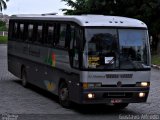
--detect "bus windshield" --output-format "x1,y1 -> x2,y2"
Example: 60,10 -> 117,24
83,28 -> 150,70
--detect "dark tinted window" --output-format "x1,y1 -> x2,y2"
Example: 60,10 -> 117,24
10,22 -> 24,41
34,25 -> 43,44
8,21 -> 14,40
74,27 -> 83,49
38,25 -> 43,43
56,24 -> 67,47
69,25 -> 75,49
45,24 -> 55,45
13,22 -> 18,39
28,24 -> 34,41
85,29 -> 118,69
19,23 -> 24,40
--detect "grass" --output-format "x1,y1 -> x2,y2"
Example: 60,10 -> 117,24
151,55 -> 160,66
0,36 -> 8,44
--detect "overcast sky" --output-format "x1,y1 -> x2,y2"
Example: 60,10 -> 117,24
2,0 -> 69,15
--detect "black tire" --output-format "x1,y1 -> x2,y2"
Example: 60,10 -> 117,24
112,103 -> 129,109
22,68 -> 28,87
58,82 -> 71,108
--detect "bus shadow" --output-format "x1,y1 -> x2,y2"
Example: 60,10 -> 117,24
70,104 -> 137,115
14,80 -> 138,115
13,80 -> 59,104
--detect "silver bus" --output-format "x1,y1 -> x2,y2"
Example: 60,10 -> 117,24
8,14 -> 151,109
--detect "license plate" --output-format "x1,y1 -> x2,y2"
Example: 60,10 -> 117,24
111,99 -> 122,104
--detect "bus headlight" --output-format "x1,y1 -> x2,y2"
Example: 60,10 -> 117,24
87,93 -> 95,99
141,82 -> 149,87
83,83 -> 101,89
139,92 -> 146,98
136,82 -> 150,87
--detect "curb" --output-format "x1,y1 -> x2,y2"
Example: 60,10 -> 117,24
152,65 -> 160,70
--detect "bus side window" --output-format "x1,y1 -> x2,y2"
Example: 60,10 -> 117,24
70,26 -> 83,68
8,21 -> 14,40
13,22 -> 18,40
35,25 -> 43,44
56,24 -> 67,48
28,24 -> 34,42
19,23 -> 24,41
45,24 -> 55,46
64,24 -> 72,49
24,23 -> 28,42
68,25 -> 75,67
69,25 -> 75,49
75,27 -> 83,50
16,23 -> 21,41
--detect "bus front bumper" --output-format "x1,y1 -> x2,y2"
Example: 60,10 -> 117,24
81,87 -> 149,104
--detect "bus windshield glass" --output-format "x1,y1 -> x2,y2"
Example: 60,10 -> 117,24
83,28 -> 150,70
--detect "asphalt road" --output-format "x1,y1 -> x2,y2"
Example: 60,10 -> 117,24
0,44 -> 160,120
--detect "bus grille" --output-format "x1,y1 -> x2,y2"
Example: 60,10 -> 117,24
103,92 -> 133,98
101,84 -> 136,87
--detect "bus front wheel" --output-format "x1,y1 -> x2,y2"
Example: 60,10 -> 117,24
58,82 -> 71,108
22,68 -> 28,87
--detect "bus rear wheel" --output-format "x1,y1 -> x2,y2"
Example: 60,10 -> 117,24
22,68 -> 28,87
59,82 -> 71,108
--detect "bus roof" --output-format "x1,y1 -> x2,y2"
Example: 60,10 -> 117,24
10,14 -> 147,28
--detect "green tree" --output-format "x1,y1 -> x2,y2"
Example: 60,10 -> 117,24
0,0 -> 9,11
0,20 -> 5,26
62,0 -> 89,15
0,21 -> 7,31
